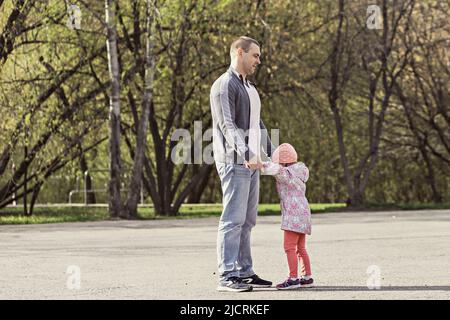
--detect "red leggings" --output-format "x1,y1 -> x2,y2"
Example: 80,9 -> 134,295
284,230 -> 312,278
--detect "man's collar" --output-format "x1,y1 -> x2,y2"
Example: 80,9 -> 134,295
229,65 -> 250,87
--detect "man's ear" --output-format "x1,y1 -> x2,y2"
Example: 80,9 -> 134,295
237,48 -> 243,57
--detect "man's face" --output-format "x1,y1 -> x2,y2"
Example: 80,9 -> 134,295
240,43 -> 261,75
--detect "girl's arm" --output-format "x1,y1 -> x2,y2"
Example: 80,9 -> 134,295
261,162 -> 293,184
297,163 -> 309,183
271,165 -> 291,184
280,163 -> 309,184
262,162 -> 309,184
261,162 -> 282,175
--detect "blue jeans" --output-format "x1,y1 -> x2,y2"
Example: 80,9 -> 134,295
215,162 -> 260,282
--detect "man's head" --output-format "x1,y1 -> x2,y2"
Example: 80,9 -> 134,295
230,36 -> 261,76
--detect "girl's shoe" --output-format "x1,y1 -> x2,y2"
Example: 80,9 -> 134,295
299,277 -> 314,288
276,278 -> 301,290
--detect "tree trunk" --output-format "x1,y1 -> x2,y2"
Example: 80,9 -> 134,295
80,154 -> 96,204
23,145 -> 29,216
124,0 -> 155,219
420,144 -> 442,203
105,0 -> 123,218
29,182 -> 43,216
395,82 -> 443,203
170,164 -> 212,215
347,189 -> 365,207
0,146 -> 11,176
187,165 -> 213,203
328,0 -> 355,205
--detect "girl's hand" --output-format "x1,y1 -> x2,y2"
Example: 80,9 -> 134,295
261,162 -> 281,175
244,160 -> 263,170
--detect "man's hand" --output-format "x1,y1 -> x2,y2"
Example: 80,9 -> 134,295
244,160 -> 263,170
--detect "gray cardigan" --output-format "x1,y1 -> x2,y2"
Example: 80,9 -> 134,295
210,67 -> 274,164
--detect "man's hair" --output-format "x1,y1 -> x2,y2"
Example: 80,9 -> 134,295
230,36 -> 260,57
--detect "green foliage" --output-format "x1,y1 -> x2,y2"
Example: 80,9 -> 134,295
1,0 -> 449,212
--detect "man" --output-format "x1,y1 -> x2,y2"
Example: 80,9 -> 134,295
210,36 -> 274,292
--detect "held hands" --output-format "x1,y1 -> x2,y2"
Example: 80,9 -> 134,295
244,160 -> 264,170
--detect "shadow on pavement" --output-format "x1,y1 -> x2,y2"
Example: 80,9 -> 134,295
254,286 -> 450,292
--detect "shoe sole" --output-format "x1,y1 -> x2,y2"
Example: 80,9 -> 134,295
276,284 -> 302,290
246,284 -> 272,288
299,284 -> 314,288
216,286 -> 253,292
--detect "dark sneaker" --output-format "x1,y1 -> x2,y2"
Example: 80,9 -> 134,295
217,277 -> 253,292
276,278 -> 301,290
299,277 -> 314,288
240,274 -> 272,288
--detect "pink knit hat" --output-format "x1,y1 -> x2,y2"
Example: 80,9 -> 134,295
272,143 -> 298,164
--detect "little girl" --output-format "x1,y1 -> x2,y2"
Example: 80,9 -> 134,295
262,143 -> 314,290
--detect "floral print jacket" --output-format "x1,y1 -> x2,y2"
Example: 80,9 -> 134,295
262,162 -> 311,235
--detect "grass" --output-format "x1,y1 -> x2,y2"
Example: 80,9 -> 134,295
0,207 -> 108,225
0,202 -> 449,225
362,202 -> 450,211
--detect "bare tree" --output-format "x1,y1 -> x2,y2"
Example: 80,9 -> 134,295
105,0 -> 123,218
124,0 -> 155,218
327,0 -> 416,206
0,0 -> 36,64
388,2 -> 449,202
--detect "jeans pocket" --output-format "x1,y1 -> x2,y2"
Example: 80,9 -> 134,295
232,165 -> 251,178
